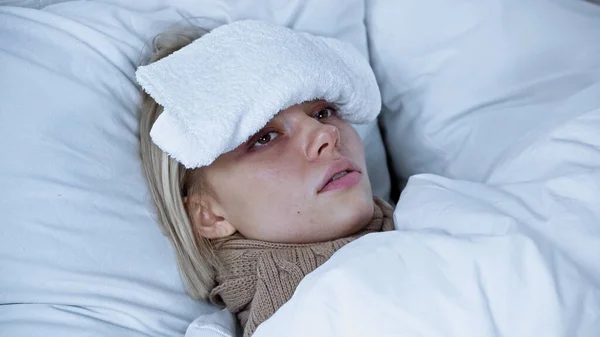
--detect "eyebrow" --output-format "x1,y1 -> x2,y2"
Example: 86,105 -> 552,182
304,99 -> 329,111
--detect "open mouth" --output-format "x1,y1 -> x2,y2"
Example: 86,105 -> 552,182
329,170 -> 350,181
318,159 -> 362,193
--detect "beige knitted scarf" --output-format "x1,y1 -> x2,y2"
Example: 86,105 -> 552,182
209,197 -> 395,336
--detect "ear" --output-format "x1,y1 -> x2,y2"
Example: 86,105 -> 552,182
183,194 -> 236,239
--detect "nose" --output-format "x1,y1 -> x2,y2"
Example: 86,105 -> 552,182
304,121 -> 340,161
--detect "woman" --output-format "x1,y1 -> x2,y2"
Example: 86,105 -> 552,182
138,21 -> 394,336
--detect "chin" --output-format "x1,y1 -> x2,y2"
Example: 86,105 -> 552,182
329,189 -> 374,238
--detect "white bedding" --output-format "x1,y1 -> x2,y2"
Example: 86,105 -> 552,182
3,0 -> 599,336
253,92 -> 600,336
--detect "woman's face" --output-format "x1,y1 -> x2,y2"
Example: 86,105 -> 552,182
195,100 -> 374,243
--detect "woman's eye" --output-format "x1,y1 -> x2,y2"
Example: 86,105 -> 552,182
252,131 -> 279,148
314,107 -> 335,120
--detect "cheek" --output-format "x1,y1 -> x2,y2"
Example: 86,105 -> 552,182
240,159 -> 311,214
254,164 -> 285,183
223,158 -> 302,200
340,126 -> 366,159
213,159 -> 310,239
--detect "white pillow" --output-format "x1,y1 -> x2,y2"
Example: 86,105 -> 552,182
0,1 -> 389,336
366,0 -> 600,183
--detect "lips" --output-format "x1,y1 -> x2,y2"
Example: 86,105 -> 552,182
317,158 -> 362,193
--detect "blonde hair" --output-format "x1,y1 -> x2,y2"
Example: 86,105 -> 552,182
138,26 -> 219,300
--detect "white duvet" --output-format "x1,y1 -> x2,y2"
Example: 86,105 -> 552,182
253,87 -> 600,336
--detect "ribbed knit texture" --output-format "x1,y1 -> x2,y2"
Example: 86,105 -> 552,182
209,197 -> 395,336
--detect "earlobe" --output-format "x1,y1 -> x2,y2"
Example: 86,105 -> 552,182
199,209 -> 237,239
185,194 -> 236,239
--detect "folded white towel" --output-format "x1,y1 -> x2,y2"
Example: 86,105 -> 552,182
135,20 -> 381,168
